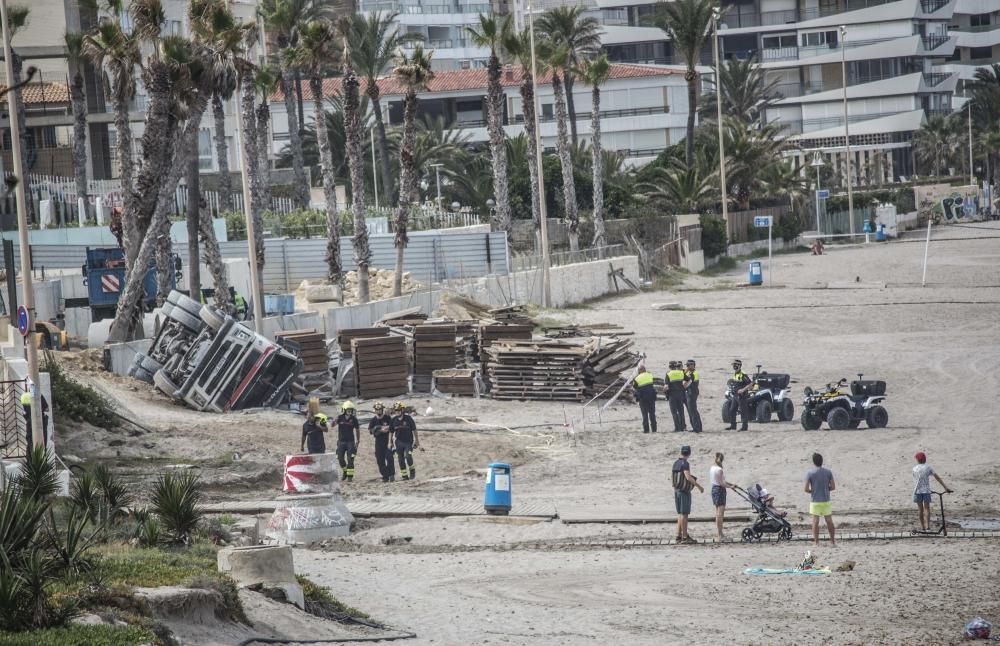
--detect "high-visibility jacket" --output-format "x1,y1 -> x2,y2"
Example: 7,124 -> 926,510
666,369 -> 686,394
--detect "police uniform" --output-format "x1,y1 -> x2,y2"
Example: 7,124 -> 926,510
684,362 -> 702,433
666,362 -> 687,432
20,391 -> 49,450
633,369 -> 658,433
336,410 -> 360,480
728,366 -> 752,431
391,411 -> 418,480
369,410 -> 396,482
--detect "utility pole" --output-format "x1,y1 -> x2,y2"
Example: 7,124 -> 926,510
840,25 -> 854,236
236,88 -> 264,332
2,0 -> 42,448
713,8 -> 729,238
528,1 -> 551,307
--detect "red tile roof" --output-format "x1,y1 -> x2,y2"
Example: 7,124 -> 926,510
0,82 -> 70,105
271,63 -> 681,102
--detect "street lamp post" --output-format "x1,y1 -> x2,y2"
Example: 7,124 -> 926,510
1,0 -> 42,448
811,151 -> 825,234
528,1 -> 551,307
712,8 -> 729,237
431,163 -> 443,210
968,100 -> 974,186
840,25 -> 855,236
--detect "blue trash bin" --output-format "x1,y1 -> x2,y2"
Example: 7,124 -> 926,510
876,224 -> 887,242
483,463 -> 512,515
748,261 -> 763,286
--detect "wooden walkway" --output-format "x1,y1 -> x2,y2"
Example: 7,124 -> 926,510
559,505 -> 753,524
201,498 -> 558,519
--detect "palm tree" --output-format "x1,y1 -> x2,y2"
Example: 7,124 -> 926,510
547,44 -> 581,251
913,114 -> 952,177
652,0 -> 714,165
577,54 -> 611,251
639,156 -> 717,212
349,11 -> 413,206
254,66 -> 280,215
64,32 -> 90,219
340,28 -> 371,303
259,0 -> 327,210
391,46 -> 434,297
698,55 -> 779,125
723,119 -> 791,209
537,6 -> 601,146
5,6 -> 34,221
289,19 -> 342,284
466,14 -> 513,244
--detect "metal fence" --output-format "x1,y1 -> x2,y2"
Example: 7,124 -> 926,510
819,206 -> 875,236
510,244 -> 628,272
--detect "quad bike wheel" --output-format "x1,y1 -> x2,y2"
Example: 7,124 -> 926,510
778,526 -> 793,541
755,400 -> 772,424
777,399 -> 794,422
801,410 -> 822,431
722,400 -> 736,425
866,405 -> 889,428
826,407 -> 851,430
741,528 -> 755,543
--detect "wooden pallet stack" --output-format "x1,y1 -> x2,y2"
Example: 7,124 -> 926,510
275,329 -> 331,394
412,324 -> 457,392
485,340 -> 587,401
352,335 -> 408,399
488,305 -> 533,325
453,321 -> 479,368
581,337 -> 639,398
478,324 -> 533,363
337,327 -> 390,353
376,307 -> 429,328
432,368 -> 479,396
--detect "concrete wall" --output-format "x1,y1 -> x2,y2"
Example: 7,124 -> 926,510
0,219 -> 227,247
321,291 -> 441,339
726,236 -> 804,257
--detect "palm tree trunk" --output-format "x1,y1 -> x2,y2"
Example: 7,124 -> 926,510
367,83 -> 394,207
552,70 -> 579,252
10,52 -> 35,222
240,73 -> 265,280
256,101 -> 272,211
485,53 -> 512,244
685,68 -> 697,166
565,71 -> 579,147
154,215 -> 173,306
520,75 -> 542,254
280,69 -> 311,210
199,193 -> 232,313
393,90 -> 418,298
591,85 -> 606,254
211,93 -> 233,211
186,156 -> 201,304
344,68 -> 370,303
311,76 -> 342,285
69,70 -> 89,220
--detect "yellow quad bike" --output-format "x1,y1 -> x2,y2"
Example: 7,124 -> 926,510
800,375 -> 888,430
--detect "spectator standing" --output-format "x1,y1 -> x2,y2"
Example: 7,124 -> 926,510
805,452 -> 836,546
671,445 -> 704,544
709,452 -> 733,540
913,451 -> 952,531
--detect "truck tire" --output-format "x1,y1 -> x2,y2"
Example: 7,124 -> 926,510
167,306 -> 202,332
721,400 -> 735,424
801,410 -> 822,430
167,291 -> 202,317
865,405 -> 889,428
777,398 -> 794,422
826,406 -> 851,430
199,305 -> 226,332
132,367 -> 154,384
153,369 -> 181,400
755,400 -> 772,423
139,353 -> 163,373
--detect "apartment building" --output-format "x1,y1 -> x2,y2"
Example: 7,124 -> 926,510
270,63 -> 689,166
944,0 -> 1000,104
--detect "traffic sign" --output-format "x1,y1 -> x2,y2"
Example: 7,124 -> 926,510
816,189 -> 830,199
753,216 -> 773,228
16,306 -> 29,337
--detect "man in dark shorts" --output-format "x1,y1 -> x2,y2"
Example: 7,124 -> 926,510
671,445 -> 704,544
335,401 -> 361,481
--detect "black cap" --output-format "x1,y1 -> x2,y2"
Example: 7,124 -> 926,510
686,358 -> 696,364
680,445 -> 691,455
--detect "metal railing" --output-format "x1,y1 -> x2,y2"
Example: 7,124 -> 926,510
922,71 -> 951,87
762,46 -> 798,62
921,34 -> 949,50
920,0 -> 948,12
957,23 -> 999,33
511,244 -> 628,272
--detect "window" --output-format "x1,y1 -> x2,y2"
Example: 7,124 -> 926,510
762,34 -> 796,49
456,99 -> 480,113
542,103 -> 553,119
459,60 -> 471,69
198,128 -> 213,170
969,46 -> 993,60
167,20 -> 182,35
970,13 -> 991,27
473,59 -> 488,69
801,30 -> 837,47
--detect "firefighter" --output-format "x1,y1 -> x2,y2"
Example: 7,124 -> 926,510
684,359 -> 702,433
728,359 -> 752,432
632,363 -> 658,433
300,412 -> 328,455
336,401 -> 361,481
368,401 -> 396,482
390,401 -> 419,480
666,360 -> 688,432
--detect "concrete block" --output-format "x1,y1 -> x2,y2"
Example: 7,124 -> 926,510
265,492 -> 353,545
87,319 -> 112,348
261,312 -> 322,340
16,279 -> 62,323
64,308 -> 92,340
304,284 -> 340,302
105,340 -> 152,377
651,303 -> 682,311
216,545 -> 304,608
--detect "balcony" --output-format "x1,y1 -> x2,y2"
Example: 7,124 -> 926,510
955,23 -> 998,33
762,46 -> 799,62
920,0 -> 948,13
922,71 -> 951,87
921,34 -> 949,50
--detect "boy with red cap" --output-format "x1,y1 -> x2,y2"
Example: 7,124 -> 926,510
913,451 -> 952,531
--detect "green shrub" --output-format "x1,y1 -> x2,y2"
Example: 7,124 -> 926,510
295,575 -> 371,621
773,213 -> 804,242
187,575 -> 248,624
94,544 -> 217,588
13,446 -> 60,501
44,354 -> 118,429
699,214 -> 728,258
0,625 -> 157,646
151,473 -> 203,546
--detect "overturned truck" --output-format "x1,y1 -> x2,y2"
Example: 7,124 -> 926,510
130,291 -> 301,412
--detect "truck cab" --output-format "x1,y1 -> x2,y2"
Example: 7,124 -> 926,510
83,247 -> 177,322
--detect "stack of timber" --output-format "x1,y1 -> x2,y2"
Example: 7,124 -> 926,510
275,329 -> 331,393
412,324 -> 457,392
581,337 -> 639,398
453,321 -> 479,368
376,307 -> 428,327
543,323 -> 631,339
432,368 -> 479,396
485,340 -> 587,401
352,335 -> 408,399
337,327 -> 390,353
488,305 -> 532,325
478,324 -> 533,362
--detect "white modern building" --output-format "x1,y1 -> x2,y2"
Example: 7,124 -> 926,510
945,0 -> 1000,104
270,63 -> 690,167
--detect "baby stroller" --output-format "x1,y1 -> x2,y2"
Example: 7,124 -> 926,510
733,484 -> 793,542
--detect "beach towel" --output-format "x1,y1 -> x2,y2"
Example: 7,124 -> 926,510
744,567 -> 832,575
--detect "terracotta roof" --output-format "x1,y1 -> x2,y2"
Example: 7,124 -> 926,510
0,82 -> 70,105
271,63 -> 681,102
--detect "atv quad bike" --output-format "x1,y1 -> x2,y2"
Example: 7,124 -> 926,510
748,368 -> 795,423
800,375 -> 888,430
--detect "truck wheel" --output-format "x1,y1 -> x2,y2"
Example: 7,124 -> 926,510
865,405 -> 889,428
153,369 -> 181,400
139,353 -> 163,373
167,291 -> 202,317
721,400 -> 735,424
777,398 -> 794,422
167,306 -> 202,332
801,410 -> 822,430
755,400 -> 772,423
826,407 -> 851,430
199,305 -> 226,332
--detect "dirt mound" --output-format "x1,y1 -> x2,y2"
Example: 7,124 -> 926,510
432,291 -> 494,320
55,348 -> 106,373
343,268 -> 422,304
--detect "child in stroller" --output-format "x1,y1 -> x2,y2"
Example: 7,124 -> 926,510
734,483 -> 794,542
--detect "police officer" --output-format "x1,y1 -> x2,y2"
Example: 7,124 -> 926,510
368,401 -> 396,483
20,389 -> 49,450
684,359 -> 702,433
390,401 -> 419,480
633,363 -> 658,433
300,412 -> 328,454
666,361 -> 687,432
727,359 -> 752,431
336,401 -> 361,481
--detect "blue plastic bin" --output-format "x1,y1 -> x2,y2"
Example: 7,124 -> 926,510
748,261 -> 763,286
876,224 -> 887,242
483,463 -> 512,515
